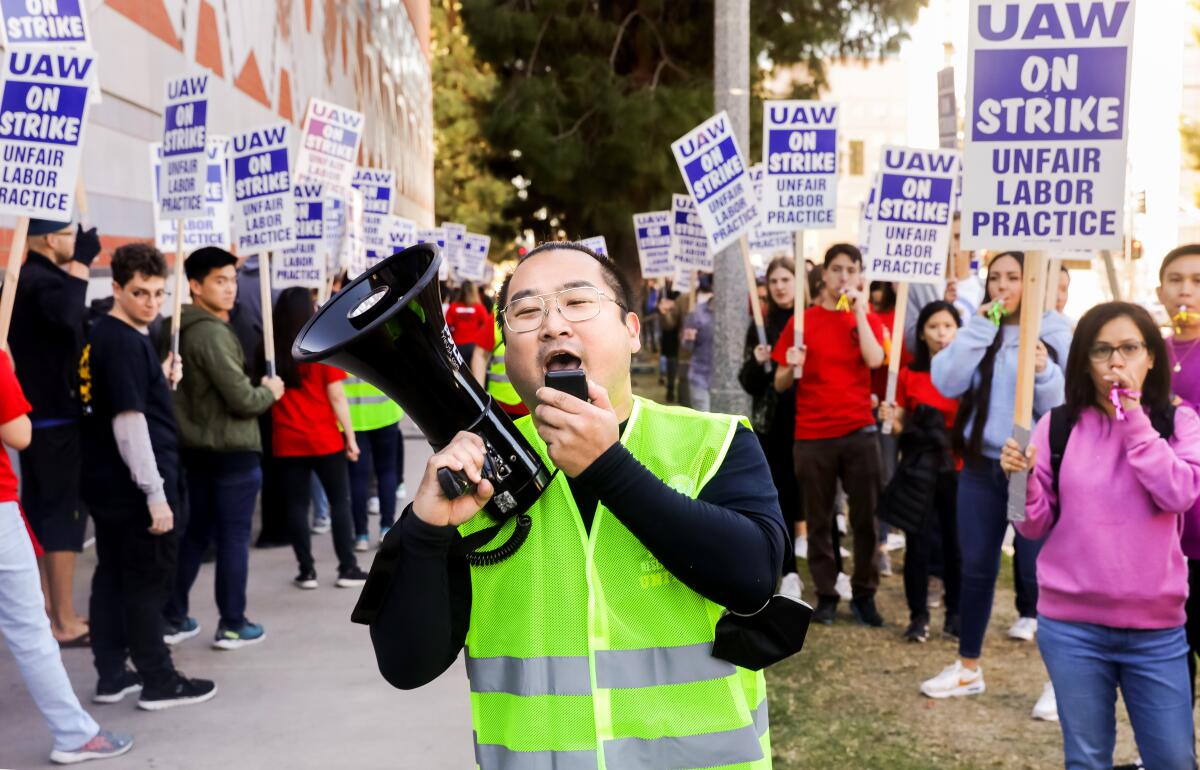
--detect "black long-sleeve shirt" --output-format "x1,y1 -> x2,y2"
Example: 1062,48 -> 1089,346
367,424 -> 785,690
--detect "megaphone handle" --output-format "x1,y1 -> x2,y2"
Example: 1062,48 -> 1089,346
438,467 -> 473,500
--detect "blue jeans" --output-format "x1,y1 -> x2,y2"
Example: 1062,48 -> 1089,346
0,501 -> 99,751
957,457 -> 1041,659
310,472 -> 329,521
168,454 -> 261,629
350,423 -> 401,535
1039,615 -> 1196,770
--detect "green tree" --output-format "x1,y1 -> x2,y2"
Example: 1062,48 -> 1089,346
459,0 -> 926,273
433,0 -> 518,246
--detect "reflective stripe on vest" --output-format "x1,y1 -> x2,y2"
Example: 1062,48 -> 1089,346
343,376 -> 403,431
460,397 -> 768,769
471,700 -> 769,770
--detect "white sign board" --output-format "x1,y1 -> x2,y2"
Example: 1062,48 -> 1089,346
149,137 -> 230,252
761,101 -> 838,230
632,210 -> 673,279
0,0 -> 89,46
670,193 -> 710,273
441,222 -> 466,278
388,215 -> 416,254
340,188 -> 366,279
460,232 -> 490,283
580,236 -> 608,257
295,98 -> 363,192
865,146 -> 960,283
670,111 -> 757,253
748,164 -> 794,258
231,122 -> 296,254
273,184 -> 327,290
159,73 -> 209,219
417,226 -> 447,280
353,167 -> 394,267
858,174 -> 881,254
961,0 -> 1135,251
0,48 -> 94,219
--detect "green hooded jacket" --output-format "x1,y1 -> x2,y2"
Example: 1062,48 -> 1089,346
173,304 -> 275,453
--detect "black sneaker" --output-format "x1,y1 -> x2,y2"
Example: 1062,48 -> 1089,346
943,613 -> 961,639
137,674 -> 217,711
294,568 -> 318,590
336,566 -> 368,588
93,669 -> 143,704
813,596 -> 839,625
904,617 -> 929,643
850,596 -> 884,627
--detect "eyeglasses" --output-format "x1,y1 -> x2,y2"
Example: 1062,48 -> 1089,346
501,285 -> 625,333
1088,341 -> 1148,362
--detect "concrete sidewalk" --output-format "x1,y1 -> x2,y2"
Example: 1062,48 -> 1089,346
0,430 -> 474,770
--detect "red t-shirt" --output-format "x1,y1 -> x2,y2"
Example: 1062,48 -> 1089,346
448,303 -> 492,348
773,307 -> 885,440
895,368 -> 958,431
272,363 -> 348,457
0,350 -> 30,503
870,308 -> 913,402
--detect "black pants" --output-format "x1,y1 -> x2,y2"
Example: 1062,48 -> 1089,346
1187,559 -> 1200,703
256,414 -> 289,546
90,504 -> 178,688
279,453 -> 357,575
1012,540 -> 1037,618
902,471 -> 961,623
758,429 -> 799,576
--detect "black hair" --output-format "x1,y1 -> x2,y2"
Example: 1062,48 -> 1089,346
764,256 -> 796,315
273,287 -> 316,389
496,241 -> 634,338
185,246 -> 238,283
952,251 -> 1025,458
1064,302 -> 1171,423
1159,244 -> 1200,283
111,242 -> 167,286
823,243 -> 862,268
909,300 -> 961,373
869,281 -> 896,313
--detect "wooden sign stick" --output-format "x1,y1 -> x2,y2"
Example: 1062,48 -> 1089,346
880,282 -> 910,436
260,251 -> 276,378
1043,257 -> 1061,315
1006,249 -> 1046,522
0,217 -> 31,351
792,230 -> 807,378
170,218 -> 187,389
738,235 -> 767,349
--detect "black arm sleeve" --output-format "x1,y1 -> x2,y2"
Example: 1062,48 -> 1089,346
368,511 -> 471,690
573,424 -> 786,613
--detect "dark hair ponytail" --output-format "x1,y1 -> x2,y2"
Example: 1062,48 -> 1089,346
952,251 -> 1024,459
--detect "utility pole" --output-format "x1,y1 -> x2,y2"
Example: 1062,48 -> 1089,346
710,0 -> 751,416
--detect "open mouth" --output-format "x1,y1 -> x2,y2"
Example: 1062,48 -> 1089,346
544,351 -> 583,372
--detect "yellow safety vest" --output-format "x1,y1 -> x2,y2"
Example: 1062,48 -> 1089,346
486,325 -> 522,408
459,396 -> 770,770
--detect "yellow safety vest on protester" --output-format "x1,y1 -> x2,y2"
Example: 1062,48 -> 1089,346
485,325 -> 521,408
459,396 -> 771,770
343,376 -> 403,432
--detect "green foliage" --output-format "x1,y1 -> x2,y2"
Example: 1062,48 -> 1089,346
459,0 -> 926,270
433,1 -> 519,246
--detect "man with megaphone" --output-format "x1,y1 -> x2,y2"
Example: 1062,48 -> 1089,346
363,242 -> 802,769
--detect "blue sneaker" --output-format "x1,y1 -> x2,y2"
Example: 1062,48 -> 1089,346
50,729 -> 133,764
355,533 -> 370,552
163,617 -> 200,646
212,620 -> 265,650
379,526 -> 391,545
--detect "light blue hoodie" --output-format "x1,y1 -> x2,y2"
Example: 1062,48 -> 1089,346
931,311 -> 1072,460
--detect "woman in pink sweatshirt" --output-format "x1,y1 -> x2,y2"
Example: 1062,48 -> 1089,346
1001,301 -> 1200,770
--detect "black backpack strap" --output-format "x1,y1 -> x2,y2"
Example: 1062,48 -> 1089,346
1048,405 -> 1074,528
1150,405 -> 1178,441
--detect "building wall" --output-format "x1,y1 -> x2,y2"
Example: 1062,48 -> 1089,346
1181,4 -> 1200,246
1,0 -> 433,261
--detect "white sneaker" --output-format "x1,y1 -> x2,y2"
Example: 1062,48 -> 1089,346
885,532 -> 906,552
780,572 -> 803,600
837,514 -> 847,534
1032,681 -> 1058,721
839,546 -> 851,558
920,660 -> 986,699
835,572 -> 853,601
367,496 -> 380,515
794,535 -> 808,560
395,482 -> 408,502
1008,616 -> 1038,641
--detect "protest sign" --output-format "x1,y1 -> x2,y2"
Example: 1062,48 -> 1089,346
670,193 -> 710,273
748,164 -> 794,257
416,227 -> 447,280
273,184 -> 327,290
460,232 -> 490,283
961,0 -> 1136,251
295,98 -> 364,192
340,188 -> 366,279
858,175 -> 881,254
938,67 -> 958,150
581,236 -> 608,257
353,167 -> 393,267
231,121 -> 296,254
159,73 -> 209,219
388,215 -> 416,254
0,48 -> 95,220
632,211 -> 673,279
761,101 -> 838,230
865,146 -> 959,284
0,0 -> 89,46
441,222 -> 466,279
149,138 -> 231,251
670,111 -> 758,253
